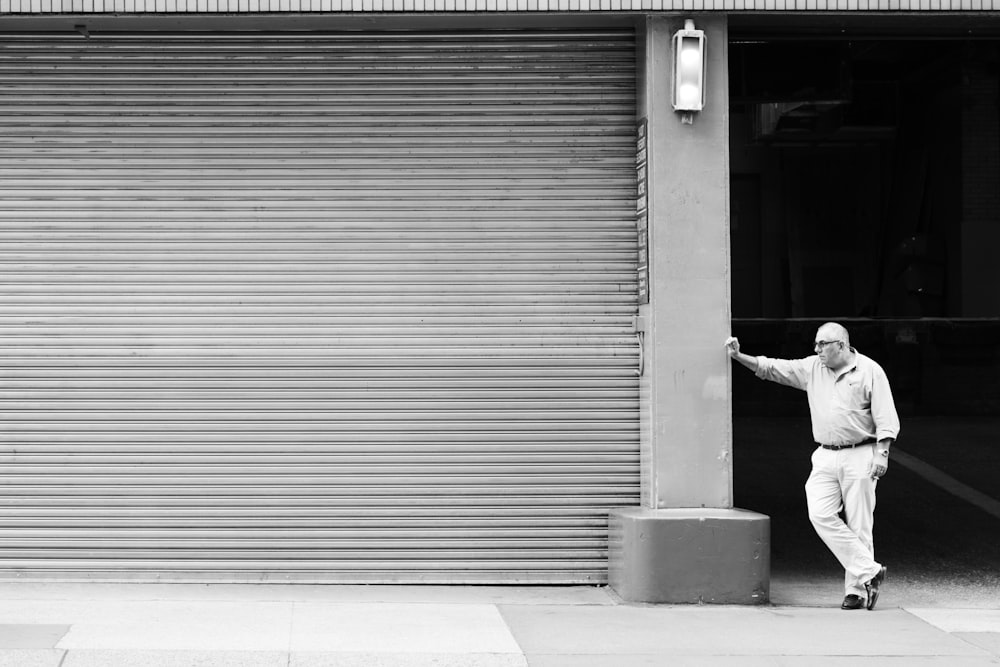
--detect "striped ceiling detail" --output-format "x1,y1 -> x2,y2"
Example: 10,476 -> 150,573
2,0 -> 999,13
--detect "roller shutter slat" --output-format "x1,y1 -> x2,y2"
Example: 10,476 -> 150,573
0,30 -> 638,584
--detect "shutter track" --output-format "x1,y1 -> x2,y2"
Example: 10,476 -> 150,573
0,30 -> 639,583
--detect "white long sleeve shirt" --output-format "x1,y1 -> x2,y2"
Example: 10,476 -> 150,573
754,349 -> 900,447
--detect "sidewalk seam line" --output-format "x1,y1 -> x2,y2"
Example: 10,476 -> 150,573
286,601 -> 295,667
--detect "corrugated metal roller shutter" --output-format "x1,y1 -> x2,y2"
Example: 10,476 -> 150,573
0,30 -> 639,583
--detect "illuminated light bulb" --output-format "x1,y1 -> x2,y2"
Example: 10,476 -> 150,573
680,44 -> 702,69
677,83 -> 700,107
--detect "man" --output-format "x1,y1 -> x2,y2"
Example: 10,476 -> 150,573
725,322 -> 899,611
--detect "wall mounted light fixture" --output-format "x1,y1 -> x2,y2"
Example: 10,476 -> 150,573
672,19 -> 706,124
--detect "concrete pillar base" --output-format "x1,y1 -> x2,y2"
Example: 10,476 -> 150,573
608,507 -> 770,604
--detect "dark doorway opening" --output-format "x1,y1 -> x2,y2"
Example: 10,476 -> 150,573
727,30 -> 1000,597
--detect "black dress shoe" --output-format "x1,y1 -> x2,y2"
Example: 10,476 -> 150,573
866,566 -> 887,610
841,594 -> 865,610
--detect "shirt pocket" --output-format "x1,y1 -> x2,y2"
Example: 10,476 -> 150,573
837,379 -> 871,411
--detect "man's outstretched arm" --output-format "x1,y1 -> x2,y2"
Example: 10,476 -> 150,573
725,336 -> 759,373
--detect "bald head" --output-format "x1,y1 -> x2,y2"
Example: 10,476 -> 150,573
814,322 -> 853,370
817,322 -> 850,346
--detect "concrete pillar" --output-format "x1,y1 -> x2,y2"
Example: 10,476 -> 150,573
608,15 -> 769,605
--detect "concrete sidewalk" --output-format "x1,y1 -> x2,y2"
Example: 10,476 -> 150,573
0,581 -> 997,667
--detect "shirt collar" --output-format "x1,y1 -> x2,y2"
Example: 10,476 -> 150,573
838,347 -> 859,378
823,346 -> 859,379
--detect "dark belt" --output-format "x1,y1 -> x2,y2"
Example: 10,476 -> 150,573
817,437 -> 877,451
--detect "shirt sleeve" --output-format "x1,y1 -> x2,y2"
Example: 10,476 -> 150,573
870,363 -> 901,442
754,356 -> 812,392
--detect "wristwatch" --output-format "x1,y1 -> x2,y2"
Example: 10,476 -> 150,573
877,449 -> 889,458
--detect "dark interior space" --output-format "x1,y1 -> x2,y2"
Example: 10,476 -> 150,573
728,34 -> 1000,591
728,37 -> 1000,417
728,38 -> 999,320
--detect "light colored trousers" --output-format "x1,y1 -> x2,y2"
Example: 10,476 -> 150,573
805,445 -> 883,596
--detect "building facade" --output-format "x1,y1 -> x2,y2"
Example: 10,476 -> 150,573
1,4 -> 997,600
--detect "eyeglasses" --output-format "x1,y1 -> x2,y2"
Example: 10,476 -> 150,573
814,340 -> 843,352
